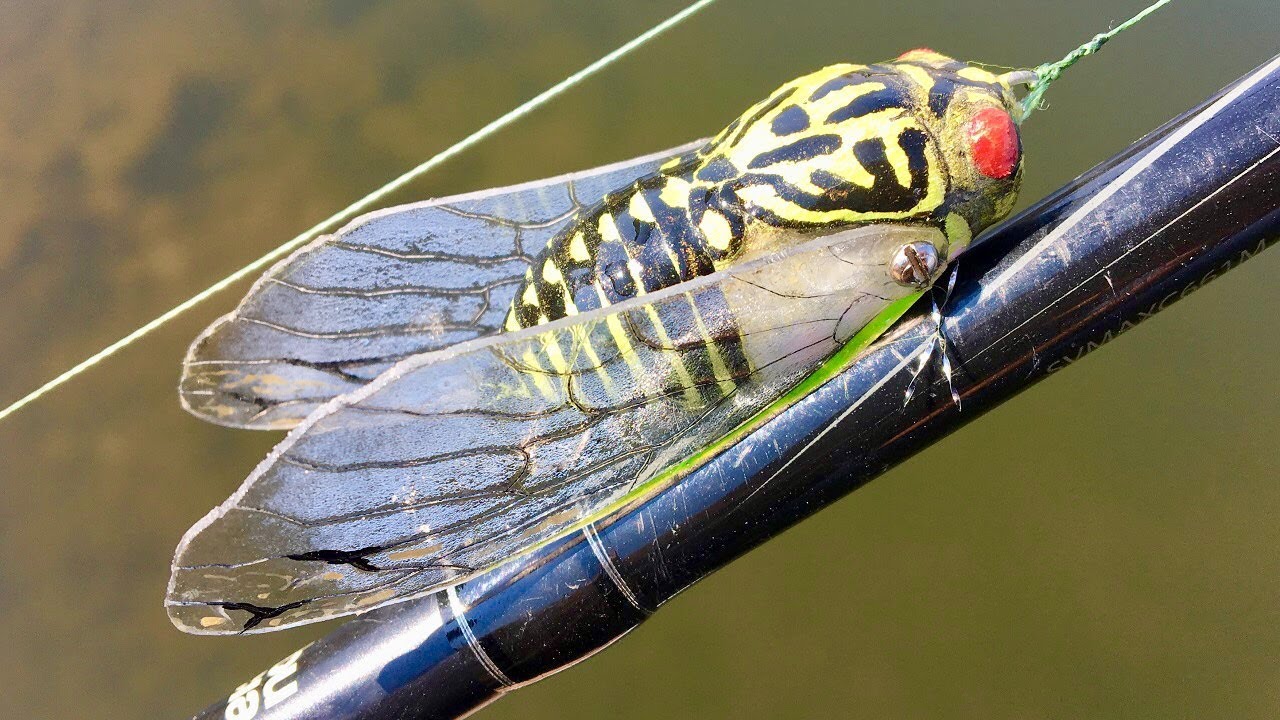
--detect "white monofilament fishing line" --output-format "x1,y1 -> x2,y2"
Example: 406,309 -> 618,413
0,0 -> 719,423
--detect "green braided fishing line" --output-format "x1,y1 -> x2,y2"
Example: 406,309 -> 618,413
1021,0 -> 1175,118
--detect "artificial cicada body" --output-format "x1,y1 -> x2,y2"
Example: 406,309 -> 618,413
170,52 -> 1030,634
507,49 -> 1025,333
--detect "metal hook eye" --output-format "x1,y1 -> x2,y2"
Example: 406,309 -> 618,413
890,241 -> 940,288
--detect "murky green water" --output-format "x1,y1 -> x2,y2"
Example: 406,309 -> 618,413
1,1 -> 1277,718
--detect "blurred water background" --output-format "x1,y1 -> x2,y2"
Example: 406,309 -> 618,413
1,1 -> 1277,717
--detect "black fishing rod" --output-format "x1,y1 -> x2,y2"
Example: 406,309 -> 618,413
193,53 -> 1280,720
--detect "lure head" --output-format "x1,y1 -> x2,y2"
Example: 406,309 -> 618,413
893,49 -> 1026,243
696,51 -> 1031,271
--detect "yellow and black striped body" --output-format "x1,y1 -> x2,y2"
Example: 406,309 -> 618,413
504,51 -> 1023,398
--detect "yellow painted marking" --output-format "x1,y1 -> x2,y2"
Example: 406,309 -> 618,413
957,66 -> 1000,84
598,211 -> 652,298
945,212 -> 972,254
626,259 -> 649,295
737,182 -> 928,226
898,64 -> 937,97
881,128 -> 914,188
570,327 -> 616,393
522,283 -> 540,307
643,304 -> 701,403
659,176 -> 692,209
739,183 -> 814,224
719,72 -> 882,181
537,257 -> 580,317
603,313 -> 646,383
685,292 -> 740,388
593,283 -> 647,385
510,372 -> 533,398
724,96 -> 921,201
560,285 -> 579,316
898,49 -> 950,64
836,110 -> 917,187
199,615 -> 228,628
591,282 -> 612,308
540,331 -> 570,374
763,159 -> 848,195
542,258 -> 564,284
626,192 -> 685,277
806,79 -> 884,116
660,243 -> 684,278
598,212 -> 622,244
629,192 -> 656,223
488,368 -> 534,401
731,112 -> 944,227
560,282 -> 620,392
521,348 -> 559,399
599,212 -> 619,240
568,231 -> 591,262
698,209 -> 733,252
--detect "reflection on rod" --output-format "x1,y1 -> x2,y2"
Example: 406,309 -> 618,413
192,54 -> 1280,720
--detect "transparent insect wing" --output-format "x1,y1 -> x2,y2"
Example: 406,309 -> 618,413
167,223 -> 942,634
180,140 -> 708,430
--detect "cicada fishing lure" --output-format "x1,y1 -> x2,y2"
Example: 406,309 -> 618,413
169,50 -> 1031,633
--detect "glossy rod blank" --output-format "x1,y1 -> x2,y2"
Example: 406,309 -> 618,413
192,54 -> 1280,720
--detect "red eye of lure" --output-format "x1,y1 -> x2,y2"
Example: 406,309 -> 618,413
966,107 -> 1020,179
